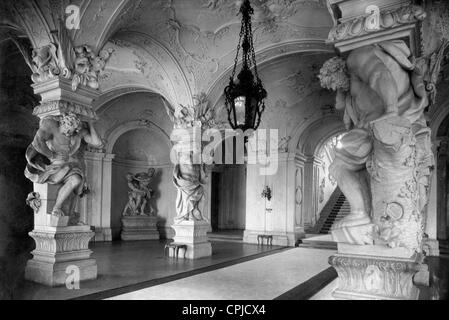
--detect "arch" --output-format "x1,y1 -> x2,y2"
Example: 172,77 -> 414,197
94,86 -> 174,114
105,120 -> 172,157
294,114 -> 345,157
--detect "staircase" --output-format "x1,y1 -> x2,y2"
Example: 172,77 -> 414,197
299,191 -> 351,250
440,240 -> 449,256
319,194 -> 350,234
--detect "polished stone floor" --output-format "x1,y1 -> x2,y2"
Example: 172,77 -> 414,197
108,247 -> 334,300
14,240 -> 285,300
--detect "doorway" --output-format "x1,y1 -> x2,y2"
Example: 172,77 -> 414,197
209,165 -> 247,240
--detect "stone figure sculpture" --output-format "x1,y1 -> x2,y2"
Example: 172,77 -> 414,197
122,168 -> 156,216
24,113 -> 103,224
319,40 -> 434,252
173,153 -> 208,223
168,93 -> 217,224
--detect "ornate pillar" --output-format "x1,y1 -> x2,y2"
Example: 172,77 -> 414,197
320,0 -> 434,299
169,94 -> 216,259
24,77 -> 99,286
303,155 -> 323,231
294,153 -> 307,239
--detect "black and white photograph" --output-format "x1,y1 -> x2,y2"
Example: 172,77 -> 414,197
0,0 -> 448,306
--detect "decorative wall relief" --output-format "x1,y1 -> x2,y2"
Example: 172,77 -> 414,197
295,167 -> 303,227
278,135 -> 291,152
319,178 -> 325,203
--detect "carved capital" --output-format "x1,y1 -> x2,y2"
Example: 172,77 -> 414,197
33,100 -> 98,120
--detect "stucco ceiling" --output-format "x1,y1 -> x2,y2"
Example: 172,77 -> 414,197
1,0 -> 334,94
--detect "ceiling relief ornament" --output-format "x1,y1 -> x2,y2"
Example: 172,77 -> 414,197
169,93 -> 222,130
145,0 -> 332,94
102,33 -> 193,107
276,62 -> 322,101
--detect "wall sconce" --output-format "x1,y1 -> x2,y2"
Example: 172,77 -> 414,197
261,186 -> 272,201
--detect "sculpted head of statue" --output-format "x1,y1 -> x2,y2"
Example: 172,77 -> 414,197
59,112 -> 82,137
318,56 -> 350,92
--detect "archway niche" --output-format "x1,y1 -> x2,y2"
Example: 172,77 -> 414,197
110,128 -> 172,240
81,91 -> 176,241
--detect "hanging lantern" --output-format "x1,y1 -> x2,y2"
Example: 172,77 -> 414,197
224,0 -> 267,131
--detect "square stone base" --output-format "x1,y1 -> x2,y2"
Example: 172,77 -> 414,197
25,258 -> 97,287
329,253 -> 426,300
121,216 -> 160,241
171,220 -> 212,259
25,226 -> 97,287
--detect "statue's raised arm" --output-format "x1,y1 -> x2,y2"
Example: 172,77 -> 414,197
79,120 -> 103,149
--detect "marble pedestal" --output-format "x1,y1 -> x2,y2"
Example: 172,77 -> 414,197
171,220 -> 212,259
329,244 -> 428,300
25,226 -> 97,287
121,216 -> 159,241
26,183 -> 97,286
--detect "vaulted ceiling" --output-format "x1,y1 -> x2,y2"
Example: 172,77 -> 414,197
0,0 -> 334,96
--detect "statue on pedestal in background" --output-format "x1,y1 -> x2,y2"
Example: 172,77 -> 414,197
319,40 -> 435,252
122,168 -> 156,217
168,93 -> 216,224
25,112 -> 103,224
173,153 -> 208,223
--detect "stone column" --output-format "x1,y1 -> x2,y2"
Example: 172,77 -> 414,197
303,156 -> 322,231
24,77 -> 98,286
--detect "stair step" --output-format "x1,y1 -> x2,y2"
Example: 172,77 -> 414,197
319,192 -> 349,234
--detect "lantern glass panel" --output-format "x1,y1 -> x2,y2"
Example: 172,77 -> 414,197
234,96 -> 246,127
